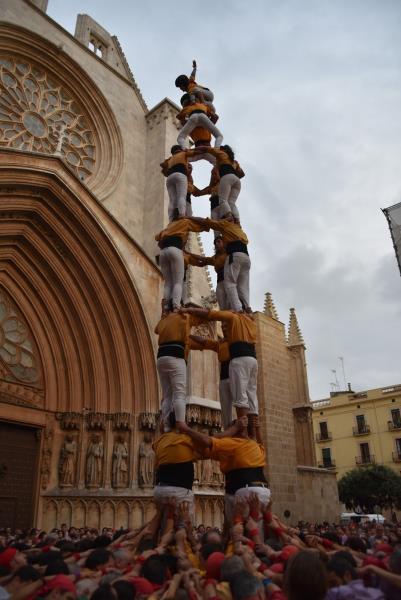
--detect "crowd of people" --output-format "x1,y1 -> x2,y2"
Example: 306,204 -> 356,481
1,498 -> 401,600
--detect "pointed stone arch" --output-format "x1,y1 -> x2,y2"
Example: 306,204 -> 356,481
0,151 -> 159,414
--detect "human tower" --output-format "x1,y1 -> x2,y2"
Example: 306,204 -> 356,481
152,62 -> 270,523
154,60 -> 259,439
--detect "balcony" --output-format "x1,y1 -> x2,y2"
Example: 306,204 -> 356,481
392,452 -> 401,463
315,431 -> 332,442
352,425 -> 371,436
355,455 -> 375,466
318,460 -> 336,470
388,421 -> 401,431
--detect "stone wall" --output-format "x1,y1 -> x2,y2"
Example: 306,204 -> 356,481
296,467 -> 341,524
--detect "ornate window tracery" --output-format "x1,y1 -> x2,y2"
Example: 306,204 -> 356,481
0,56 -> 96,182
0,289 -> 41,385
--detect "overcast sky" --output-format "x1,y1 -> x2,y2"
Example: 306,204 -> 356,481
48,0 -> 401,400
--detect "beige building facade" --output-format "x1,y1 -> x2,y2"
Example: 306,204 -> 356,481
312,384 -> 401,480
0,0 -> 339,531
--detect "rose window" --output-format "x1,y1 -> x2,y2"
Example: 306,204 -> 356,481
0,56 -> 96,181
0,290 -> 40,385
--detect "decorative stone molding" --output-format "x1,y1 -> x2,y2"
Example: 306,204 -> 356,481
0,287 -> 42,386
0,24 -> 123,200
139,412 -> 158,431
112,413 -> 132,431
56,412 -> 81,430
186,405 -> 221,428
40,426 -> 54,490
86,412 -> 107,431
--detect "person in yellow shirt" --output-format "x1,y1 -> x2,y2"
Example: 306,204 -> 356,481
155,217 -> 210,312
189,214 -> 251,313
194,166 -> 221,224
181,306 -> 258,422
153,414 -> 201,519
186,236 -> 228,309
160,146 -> 198,221
197,146 -> 245,222
189,333 -> 232,429
154,311 -> 205,430
178,416 -> 270,523
175,59 -> 215,113
176,95 -> 223,150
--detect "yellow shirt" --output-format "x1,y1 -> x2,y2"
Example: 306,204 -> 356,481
190,126 -> 212,144
155,313 -> 204,356
155,218 -> 210,244
207,310 -> 257,345
205,147 -> 241,171
191,338 -> 230,363
177,102 -> 211,121
205,219 -> 248,245
161,150 -> 196,174
209,437 -> 266,473
153,432 -> 198,466
204,252 -> 227,273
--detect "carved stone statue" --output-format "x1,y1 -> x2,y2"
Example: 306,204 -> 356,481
212,459 -> 223,486
112,435 -> 129,488
139,433 -> 155,487
86,434 -> 104,487
201,459 -> 213,486
59,434 -> 77,487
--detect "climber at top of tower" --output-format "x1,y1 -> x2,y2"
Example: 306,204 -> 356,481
175,59 -> 216,113
176,94 -> 223,151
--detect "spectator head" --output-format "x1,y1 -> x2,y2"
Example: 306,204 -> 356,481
75,578 -> 98,599
332,550 -> 357,568
347,536 -> 367,552
201,530 -> 223,546
141,555 -> 166,585
200,542 -> 224,563
113,549 -> 131,570
42,574 -> 76,599
284,550 -> 328,600
0,547 -> 26,572
45,560 -> 70,576
230,571 -> 264,600
205,552 -> 225,580
220,556 -> 244,583
84,548 -> 114,571
326,557 -> 356,587
6,565 -> 41,594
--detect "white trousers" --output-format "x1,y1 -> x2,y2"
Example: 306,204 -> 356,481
224,253 -> 251,312
216,281 -> 228,310
157,356 -> 187,425
154,485 -> 195,521
159,247 -> 184,309
225,486 -> 271,529
219,378 -> 233,429
219,174 -> 241,220
211,203 -> 223,238
166,172 -> 187,221
177,113 -> 223,149
190,87 -> 215,112
229,356 -> 258,413
185,198 -> 193,217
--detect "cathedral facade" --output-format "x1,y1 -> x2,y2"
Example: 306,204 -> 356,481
0,0 -> 339,531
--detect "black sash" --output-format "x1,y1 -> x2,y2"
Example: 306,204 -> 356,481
229,341 -> 256,359
160,236 -> 183,250
210,194 -> 219,210
219,164 -> 237,177
157,341 -> 185,359
225,466 -> 267,495
167,164 -> 187,176
156,461 -> 194,490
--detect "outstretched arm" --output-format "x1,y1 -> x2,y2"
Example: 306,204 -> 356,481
180,307 -> 209,319
177,422 -> 212,448
190,59 -> 197,80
